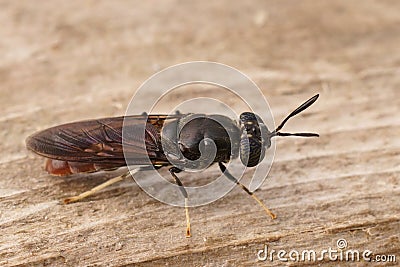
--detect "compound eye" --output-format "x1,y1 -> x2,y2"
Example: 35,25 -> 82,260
240,112 -> 257,121
239,112 -> 265,132
239,135 -> 265,167
238,112 -> 271,167
239,112 -> 266,167
240,112 -> 258,130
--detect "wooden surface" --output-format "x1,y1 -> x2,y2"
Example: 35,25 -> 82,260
1,1 -> 399,266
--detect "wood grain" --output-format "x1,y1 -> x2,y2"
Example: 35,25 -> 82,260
0,1 -> 399,266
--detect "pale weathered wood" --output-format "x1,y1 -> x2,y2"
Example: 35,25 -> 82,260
0,1 -> 399,266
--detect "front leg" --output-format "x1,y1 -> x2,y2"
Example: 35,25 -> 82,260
219,162 -> 276,219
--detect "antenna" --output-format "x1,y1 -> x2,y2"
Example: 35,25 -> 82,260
270,94 -> 319,138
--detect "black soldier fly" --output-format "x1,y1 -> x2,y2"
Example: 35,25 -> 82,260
26,94 -> 319,237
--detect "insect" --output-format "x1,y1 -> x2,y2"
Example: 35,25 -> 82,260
26,94 -> 319,237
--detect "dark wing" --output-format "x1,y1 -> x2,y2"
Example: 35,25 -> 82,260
26,114 -> 182,166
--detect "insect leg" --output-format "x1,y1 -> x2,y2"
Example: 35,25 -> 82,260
218,162 -> 276,219
169,167 -> 191,238
63,169 -> 138,204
